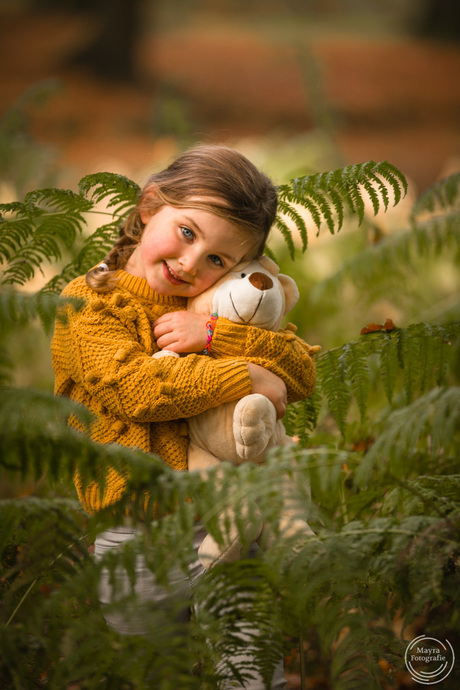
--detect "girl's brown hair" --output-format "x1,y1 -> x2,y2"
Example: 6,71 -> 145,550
86,145 -> 277,291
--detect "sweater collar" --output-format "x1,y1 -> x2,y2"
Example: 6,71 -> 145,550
115,270 -> 186,307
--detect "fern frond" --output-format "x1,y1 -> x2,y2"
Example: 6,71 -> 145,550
383,475 -> 460,518
0,387 -> 93,479
339,342 -> 370,422
0,210 -> 35,263
378,333 -> 399,403
283,388 -> 322,443
24,187 -> 93,215
398,322 -> 457,399
276,197 -> 309,250
0,289 -> 68,333
410,171 -> 460,221
78,172 -> 140,216
313,211 -> 460,299
195,560 -> 284,688
317,347 -> 352,435
0,188 -> 92,286
0,175 -> 139,287
272,214 -> 296,259
315,323 -> 459,434
1,496 -> 87,584
276,161 -> 407,252
40,221 -> 121,295
355,386 -> 460,486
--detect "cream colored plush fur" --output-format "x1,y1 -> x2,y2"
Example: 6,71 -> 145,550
153,257 -> 316,568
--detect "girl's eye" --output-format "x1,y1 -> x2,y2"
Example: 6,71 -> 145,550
181,227 -> 194,240
209,254 -> 223,267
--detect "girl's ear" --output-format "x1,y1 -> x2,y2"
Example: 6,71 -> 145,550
139,186 -> 158,224
140,209 -> 153,225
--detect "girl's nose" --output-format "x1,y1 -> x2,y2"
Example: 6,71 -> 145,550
178,252 -> 197,275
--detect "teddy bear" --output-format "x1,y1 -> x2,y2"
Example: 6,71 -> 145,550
153,257 -> 318,568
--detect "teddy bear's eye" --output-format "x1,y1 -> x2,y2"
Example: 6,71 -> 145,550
240,273 -> 246,278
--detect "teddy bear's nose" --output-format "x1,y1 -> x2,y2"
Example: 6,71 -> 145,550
248,272 -> 273,291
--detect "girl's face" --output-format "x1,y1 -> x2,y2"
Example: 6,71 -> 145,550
125,202 -> 253,297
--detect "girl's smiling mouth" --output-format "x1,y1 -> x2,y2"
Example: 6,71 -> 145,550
163,261 -> 187,285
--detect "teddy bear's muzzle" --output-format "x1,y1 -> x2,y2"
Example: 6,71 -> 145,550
248,272 -> 273,291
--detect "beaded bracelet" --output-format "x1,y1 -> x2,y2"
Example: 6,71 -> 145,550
202,313 -> 218,355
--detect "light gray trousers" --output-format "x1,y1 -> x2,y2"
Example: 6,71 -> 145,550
94,526 -> 286,689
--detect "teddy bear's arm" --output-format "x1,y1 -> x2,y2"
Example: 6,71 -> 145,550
211,318 -> 318,403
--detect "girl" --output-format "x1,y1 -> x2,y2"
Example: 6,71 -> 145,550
51,145 -> 316,688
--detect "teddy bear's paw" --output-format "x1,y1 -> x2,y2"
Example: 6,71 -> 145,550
151,349 -> 180,359
233,394 -> 277,460
258,516 -> 316,554
198,515 -> 263,570
198,532 -> 242,570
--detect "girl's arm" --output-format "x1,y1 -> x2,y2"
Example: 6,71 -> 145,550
52,300 -> 255,424
153,312 -> 317,404
211,317 -> 317,404
154,311 -> 318,402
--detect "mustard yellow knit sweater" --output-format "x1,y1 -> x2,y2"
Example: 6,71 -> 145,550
51,270 -> 317,514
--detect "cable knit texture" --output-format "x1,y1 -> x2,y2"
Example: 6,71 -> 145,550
51,270 -> 317,514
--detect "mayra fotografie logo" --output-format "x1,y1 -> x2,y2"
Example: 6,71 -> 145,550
405,635 -> 455,685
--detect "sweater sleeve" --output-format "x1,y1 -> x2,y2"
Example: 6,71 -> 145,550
52,297 -> 252,424
210,318 -> 318,403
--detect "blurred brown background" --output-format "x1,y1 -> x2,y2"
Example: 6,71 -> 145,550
1,0 -> 459,197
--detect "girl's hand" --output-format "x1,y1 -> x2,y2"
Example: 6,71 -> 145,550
247,363 -> 287,419
153,311 -> 209,353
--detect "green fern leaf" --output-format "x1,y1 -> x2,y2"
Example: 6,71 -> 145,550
339,343 -> 370,422
411,171 -> 460,221
0,188 -> 92,286
273,215 -> 296,258
375,160 -> 407,207
78,172 -> 140,216
0,387 -> 93,480
283,389 -> 322,443
362,178 -> 382,217
383,475 -> 460,517
315,210 -> 460,299
317,348 -> 351,435
24,187 -> 93,215
40,221 -> 121,294
276,198 -> 309,250
263,245 -> 277,262
355,387 -> 460,486
0,214 -> 35,263
315,323 -> 459,436
0,289 -> 65,333
276,161 -> 407,255
379,333 -> 399,403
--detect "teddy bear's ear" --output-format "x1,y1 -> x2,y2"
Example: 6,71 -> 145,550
278,273 -> 300,314
257,255 -> 280,276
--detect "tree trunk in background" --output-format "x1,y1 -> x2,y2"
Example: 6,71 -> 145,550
417,0 -> 460,41
71,0 -> 146,81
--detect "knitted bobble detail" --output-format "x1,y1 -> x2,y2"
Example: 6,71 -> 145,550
111,420 -> 126,435
114,347 -> 129,362
91,299 -> 105,312
84,371 -> 99,384
111,293 -> 124,307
